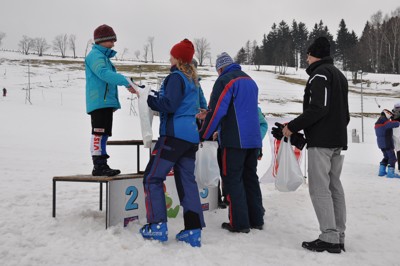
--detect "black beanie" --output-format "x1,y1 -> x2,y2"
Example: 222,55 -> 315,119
307,36 -> 330,58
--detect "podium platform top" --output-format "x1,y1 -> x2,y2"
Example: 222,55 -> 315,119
53,173 -> 144,182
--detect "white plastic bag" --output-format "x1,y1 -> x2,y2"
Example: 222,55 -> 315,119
194,141 -> 220,188
393,127 -> 400,151
275,137 -> 304,192
137,86 -> 153,148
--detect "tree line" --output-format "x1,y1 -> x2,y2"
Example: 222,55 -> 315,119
235,8 -> 400,76
0,31 -> 213,65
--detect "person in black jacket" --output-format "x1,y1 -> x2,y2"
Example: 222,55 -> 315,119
281,37 -> 349,253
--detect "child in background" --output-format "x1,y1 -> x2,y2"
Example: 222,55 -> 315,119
374,109 -> 400,178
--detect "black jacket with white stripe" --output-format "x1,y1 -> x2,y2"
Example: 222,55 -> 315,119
287,56 -> 350,150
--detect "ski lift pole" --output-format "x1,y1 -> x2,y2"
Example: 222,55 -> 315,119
26,59 -> 32,105
358,70 -> 364,143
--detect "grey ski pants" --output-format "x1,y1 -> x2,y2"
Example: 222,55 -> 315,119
308,147 -> 346,244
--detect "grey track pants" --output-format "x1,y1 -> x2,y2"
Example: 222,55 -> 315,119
308,147 -> 346,244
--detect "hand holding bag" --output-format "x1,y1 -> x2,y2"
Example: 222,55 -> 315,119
275,137 -> 304,192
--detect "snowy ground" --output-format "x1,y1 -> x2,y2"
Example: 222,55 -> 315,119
1,51 -> 400,266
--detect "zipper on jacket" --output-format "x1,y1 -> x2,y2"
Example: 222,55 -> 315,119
103,83 -> 109,102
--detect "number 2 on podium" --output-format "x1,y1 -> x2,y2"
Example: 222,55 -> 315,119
125,186 -> 139,211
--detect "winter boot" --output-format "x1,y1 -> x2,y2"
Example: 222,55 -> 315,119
176,229 -> 202,247
302,239 -> 341,253
92,164 -> 121,176
92,155 -> 120,176
387,167 -> 400,178
378,164 -> 387,176
140,222 -> 168,242
221,222 -> 250,233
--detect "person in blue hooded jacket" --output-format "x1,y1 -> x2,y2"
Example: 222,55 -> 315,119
85,24 -> 137,176
198,52 -> 264,233
139,39 -> 205,248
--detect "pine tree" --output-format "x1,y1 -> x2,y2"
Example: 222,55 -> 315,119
336,19 -> 357,70
291,20 -> 309,69
235,47 -> 247,64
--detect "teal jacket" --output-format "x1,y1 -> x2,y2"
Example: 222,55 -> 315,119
258,107 -> 268,140
85,44 -> 130,114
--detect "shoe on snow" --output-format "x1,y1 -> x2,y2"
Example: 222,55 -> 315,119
250,224 -> 263,230
301,239 -> 341,253
340,243 -> 345,252
221,222 -> 250,233
218,201 -> 227,209
92,165 -> 121,176
140,222 -> 168,242
176,229 -> 201,247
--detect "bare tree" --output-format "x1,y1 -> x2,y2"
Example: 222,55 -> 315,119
33,37 -> 49,56
194,37 -> 211,66
120,48 -> 128,61
143,44 -> 149,63
245,40 -> 252,64
370,11 -> 384,72
85,39 -> 92,58
0,32 -> 5,47
69,34 -> 77,58
53,34 -> 68,58
251,40 -> 258,65
384,8 -> 400,73
18,35 -> 34,55
148,36 -> 155,63
134,50 -> 141,61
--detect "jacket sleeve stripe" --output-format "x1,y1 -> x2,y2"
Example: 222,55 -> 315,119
309,74 -> 327,84
202,77 -> 245,139
375,120 -> 400,129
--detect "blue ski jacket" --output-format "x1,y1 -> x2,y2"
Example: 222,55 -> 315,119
199,63 -> 262,149
147,66 -> 200,144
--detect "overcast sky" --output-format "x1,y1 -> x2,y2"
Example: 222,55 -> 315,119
1,0 -> 399,62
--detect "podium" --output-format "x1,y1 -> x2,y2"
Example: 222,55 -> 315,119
52,140 -> 217,228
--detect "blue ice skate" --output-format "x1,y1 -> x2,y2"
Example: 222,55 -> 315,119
140,222 -> 168,242
176,229 -> 202,247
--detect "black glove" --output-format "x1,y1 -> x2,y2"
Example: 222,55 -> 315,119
271,122 -> 284,140
290,132 -> 306,150
271,122 -> 306,150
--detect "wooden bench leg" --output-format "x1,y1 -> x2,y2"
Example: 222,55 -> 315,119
52,179 -> 56,217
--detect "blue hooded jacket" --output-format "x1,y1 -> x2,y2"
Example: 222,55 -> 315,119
85,44 -> 130,114
375,115 -> 400,149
